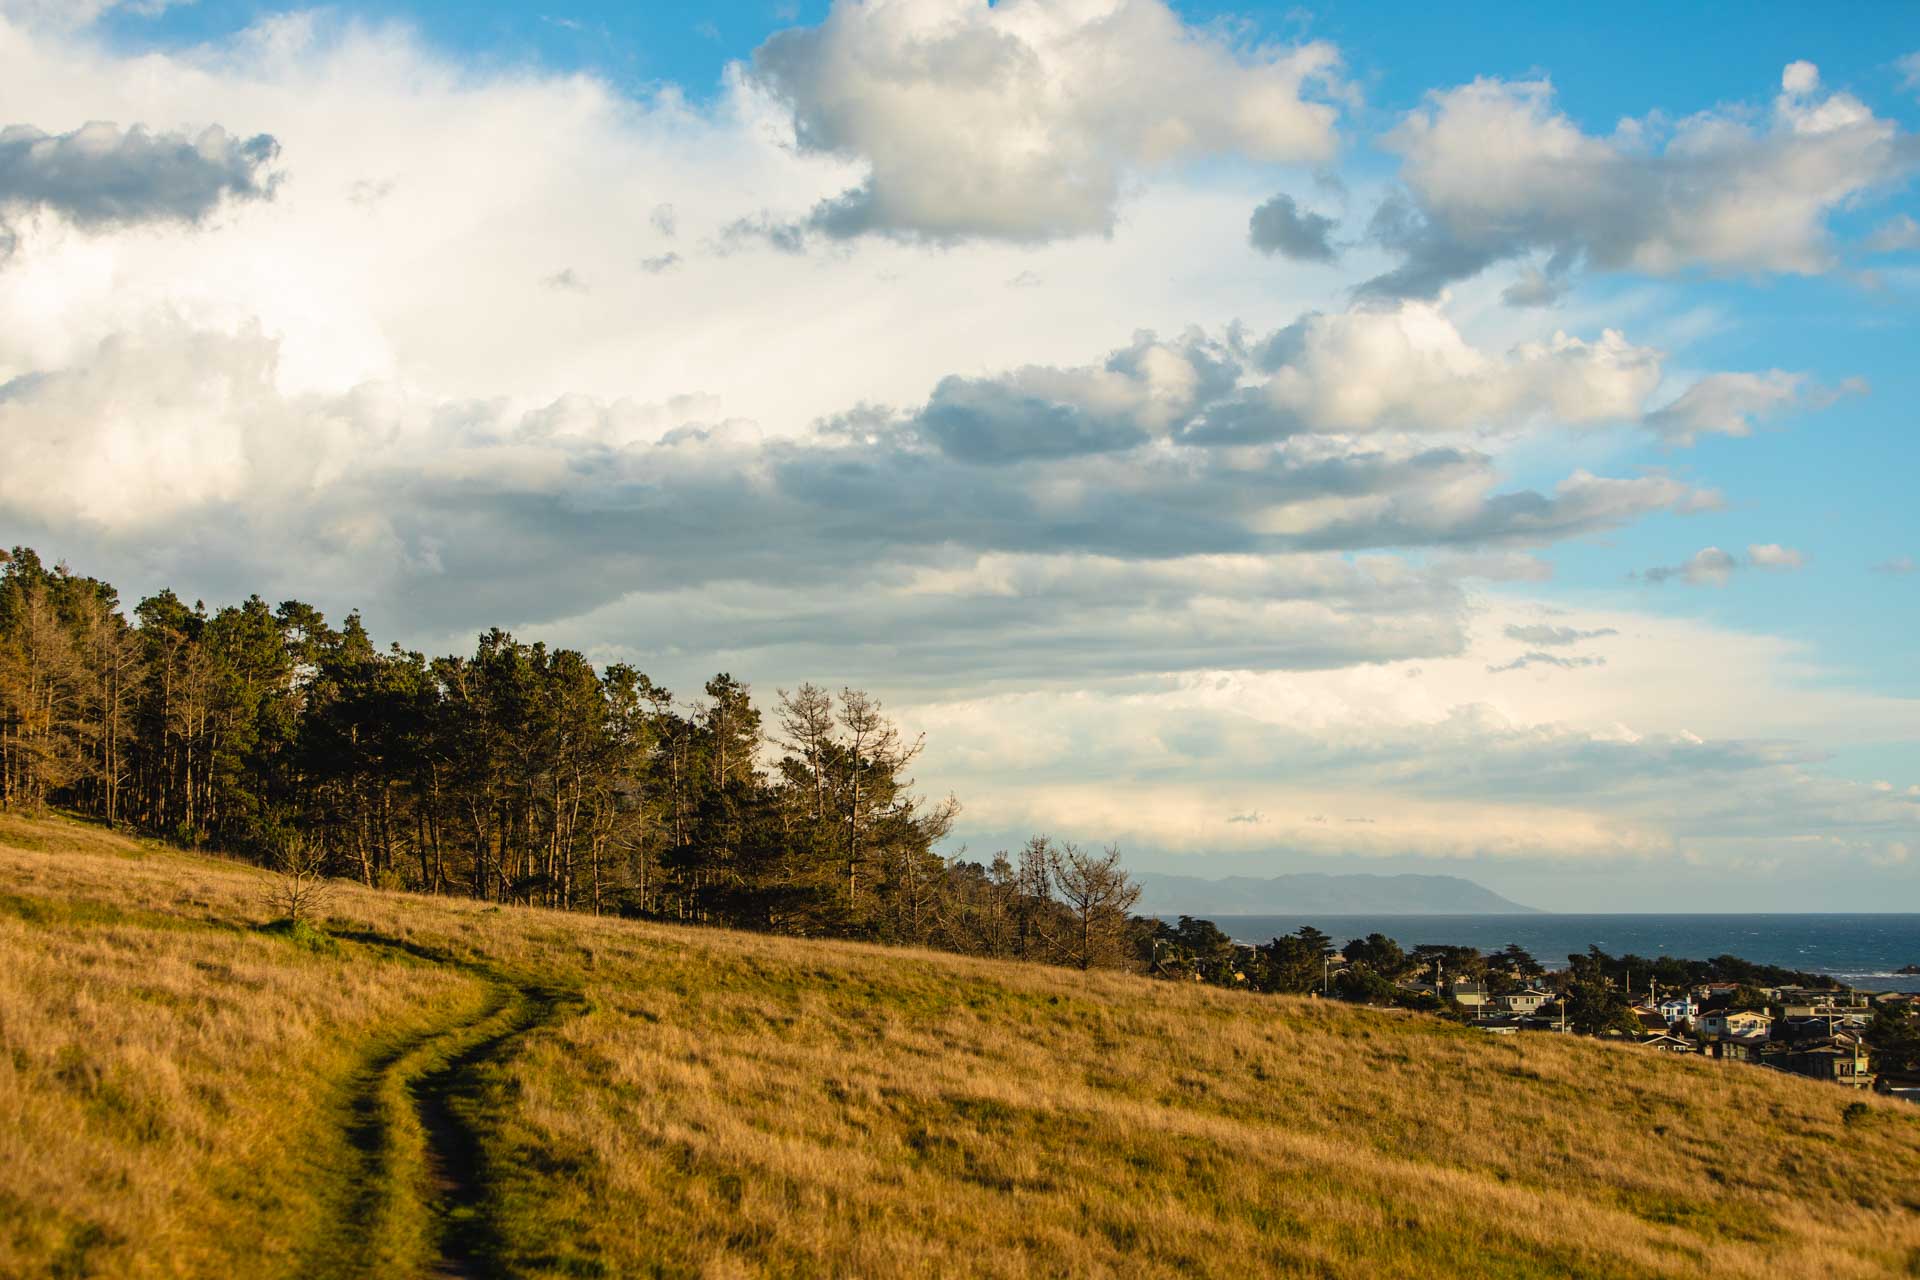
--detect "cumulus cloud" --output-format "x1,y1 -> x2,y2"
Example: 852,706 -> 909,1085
1248,193 -> 1338,262
2,9 -> 1905,905
869,305 -> 1681,460
1362,63 -> 1918,297
750,0 -> 1342,243
0,120 -> 279,235
865,303 -> 1810,461
0,318 -> 1721,669
1227,304 -> 1664,442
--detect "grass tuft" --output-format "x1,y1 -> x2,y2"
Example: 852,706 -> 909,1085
257,917 -> 341,953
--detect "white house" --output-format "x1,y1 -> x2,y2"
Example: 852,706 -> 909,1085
1697,1009 -> 1772,1040
1639,1033 -> 1696,1053
1657,995 -> 1697,1025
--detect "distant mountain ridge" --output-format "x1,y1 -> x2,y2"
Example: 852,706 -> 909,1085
1136,871 -> 1540,917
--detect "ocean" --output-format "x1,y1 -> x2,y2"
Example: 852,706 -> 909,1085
1199,914 -> 1920,993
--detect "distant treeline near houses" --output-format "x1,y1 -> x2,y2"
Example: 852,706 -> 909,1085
0,547 -> 1142,968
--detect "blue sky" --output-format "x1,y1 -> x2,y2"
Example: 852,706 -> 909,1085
107,2 -> 1920,124
4,0 -> 1919,908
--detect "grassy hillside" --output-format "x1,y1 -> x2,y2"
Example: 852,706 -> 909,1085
3,814 -> 1917,1279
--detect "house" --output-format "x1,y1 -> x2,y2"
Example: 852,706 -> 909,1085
1635,1010 -> 1671,1036
1874,1072 -> 1920,1104
1763,1036 -> 1872,1089
1696,1009 -> 1772,1040
1638,1033 -> 1695,1053
1657,995 -> 1697,1025
1695,981 -> 1742,1002
1705,1038 -> 1761,1063
1401,978 -> 1490,1008
1502,987 -> 1552,1015
1774,987 -> 1867,1009
1778,1009 -> 1871,1043
1451,979 -> 1489,1009
1779,1002 -> 1868,1019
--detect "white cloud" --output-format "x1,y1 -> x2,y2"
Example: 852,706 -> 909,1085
1638,543 -> 1807,586
1240,303 -> 1662,440
0,9 -> 1909,909
1867,213 -> 1920,252
1747,543 -> 1807,571
0,0 -> 185,29
750,0 -> 1343,242
1899,51 -> 1920,96
1641,370 -> 1841,444
0,316 -> 1721,651
1366,63 -> 1917,296
1872,555 -> 1915,575
0,13 -> 1328,431
1642,546 -> 1738,587
1780,60 -> 1820,97
912,601 -> 1920,902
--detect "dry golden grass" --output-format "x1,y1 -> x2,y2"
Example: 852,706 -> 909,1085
2,811 -> 1917,1279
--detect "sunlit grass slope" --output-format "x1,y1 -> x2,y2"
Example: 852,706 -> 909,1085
4,813 -> 1918,1279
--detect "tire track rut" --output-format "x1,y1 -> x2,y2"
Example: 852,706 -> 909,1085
330,932 -> 582,1279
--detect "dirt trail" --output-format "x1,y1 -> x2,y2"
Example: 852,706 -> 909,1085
412,985 -> 576,1279
328,933 -> 581,1279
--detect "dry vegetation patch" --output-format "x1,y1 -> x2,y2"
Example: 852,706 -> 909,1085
2,814 -> 1917,1279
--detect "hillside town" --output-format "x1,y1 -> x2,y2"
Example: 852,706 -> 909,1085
1146,919 -> 1920,1100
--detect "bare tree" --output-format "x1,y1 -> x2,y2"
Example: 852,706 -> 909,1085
836,688 -> 923,916
1049,841 -> 1142,971
264,832 -> 334,924
1015,835 -> 1057,962
775,684 -> 834,821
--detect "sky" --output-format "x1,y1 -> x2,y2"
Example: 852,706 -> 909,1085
1,0 -> 1917,911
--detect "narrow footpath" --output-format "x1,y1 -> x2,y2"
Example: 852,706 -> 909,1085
325,934 -> 582,1279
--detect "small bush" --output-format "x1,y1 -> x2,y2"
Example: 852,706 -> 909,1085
258,917 -> 339,954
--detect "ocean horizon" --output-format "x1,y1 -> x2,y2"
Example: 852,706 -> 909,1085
1190,913 -> 1920,992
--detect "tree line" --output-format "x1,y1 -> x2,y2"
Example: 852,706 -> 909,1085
17,544 -> 1894,1037
0,547 -> 1141,967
